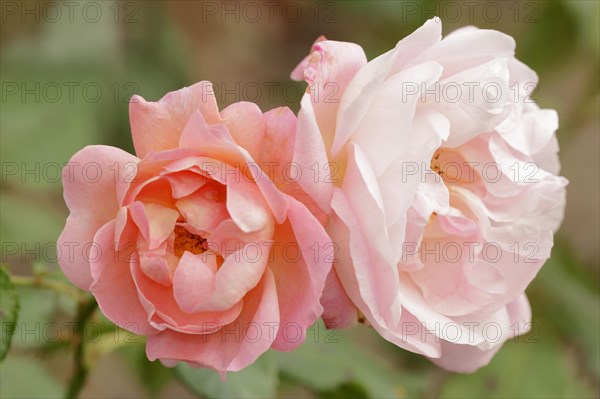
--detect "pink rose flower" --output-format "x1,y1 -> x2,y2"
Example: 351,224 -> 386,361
292,19 -> 568,372
57,82 -> 332,371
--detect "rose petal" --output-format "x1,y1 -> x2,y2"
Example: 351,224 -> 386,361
89,220 -> 157,335
58,145 -> 138,290
130,81 -> 221,158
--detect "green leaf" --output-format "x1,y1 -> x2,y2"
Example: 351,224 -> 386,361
528,245 -> 600,381
318,381 -> 369,399
438,337 -> 596,398
119,340 -> 174,397
10,286 -> 56,348
176,351 -> 278,399
0,266 -> 19,361
0,355 -> 63,398
278,322 -> 426,399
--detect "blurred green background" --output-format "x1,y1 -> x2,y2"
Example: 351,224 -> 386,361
1,0 -> 598,398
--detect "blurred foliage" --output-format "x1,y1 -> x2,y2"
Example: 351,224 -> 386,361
0,266 -> 19,361
0,355 -> 63,398
438,336 -> 595,398
0,0 -> 598,398
177,351 -> 278,398
275,322 -> 429,398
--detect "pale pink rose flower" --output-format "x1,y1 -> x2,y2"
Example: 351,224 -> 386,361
292,18 -> 568,372
57,82 -> 333,372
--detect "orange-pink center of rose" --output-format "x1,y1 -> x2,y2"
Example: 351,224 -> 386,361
173,225 -> 206,258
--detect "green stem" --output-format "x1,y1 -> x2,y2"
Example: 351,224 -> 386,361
10,275 -> 84,302
65,297 -> 98,399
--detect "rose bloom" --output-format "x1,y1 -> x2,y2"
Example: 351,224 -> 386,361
57,82 -> 332,372
292,18 -> 568,372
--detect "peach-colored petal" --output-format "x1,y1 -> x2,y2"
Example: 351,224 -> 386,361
302,40 -> 367,151
220,102 -> 265,162
319,269 -> 358,329
192,242 -> 270,313
290,35 -> 327,81
226,174 -> 273,233
129,81 -> 221,158
269,196 -> 332,351
138,240 -> 175,286
292,94 -> 332,214
130,259 -> 243,334
146,270 -> 279,372
329,188 -> 400,329
163,171 -> 209,199
89,220 -> 157,335
172,252 -> 217,313
175,187 -> 228,234
259,107 -> 297,183
238,146 -> 290,224
429,295 -> 531,372
178,109 -> 236,150
58,145 -> 138,290
129,201 -> 179,250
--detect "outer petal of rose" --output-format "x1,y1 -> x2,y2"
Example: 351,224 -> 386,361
292,94 -> 333,215
342,143 -> 395,268
302,40 -> 367,150
378,307 -> 442,358
395,276 -> 508,348
220,102 -> 266,162
176,110 -> 289,224
237,146 -> 290,224
319,268 -> 358,329
129,81 -> 221,158
458,187 -> 553,293
431,341 -> 501,374
498,108 -> 558,156
269,196 -> 332,351
304,40 -> 367,91
531,129 -> 561,176
380,108 -> 450,261
350,61 -> 443,175
434,58 -> 513,148
146,270 -> 279,372
483,136 -> 568,227
328,191 -> 440,358
409,235 -> 500,317
410,26 -> 516,78
291,36 -> 327,81
178,110 -> 237,150
58,145 -> 138,290
429,295 -> 531,373
329,187 -> 400,329
332,18 -> 442,155
260,107 -> 296,183
89,220 -> 157,335
277,180 -> 329,226
291,54 -> 310,81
